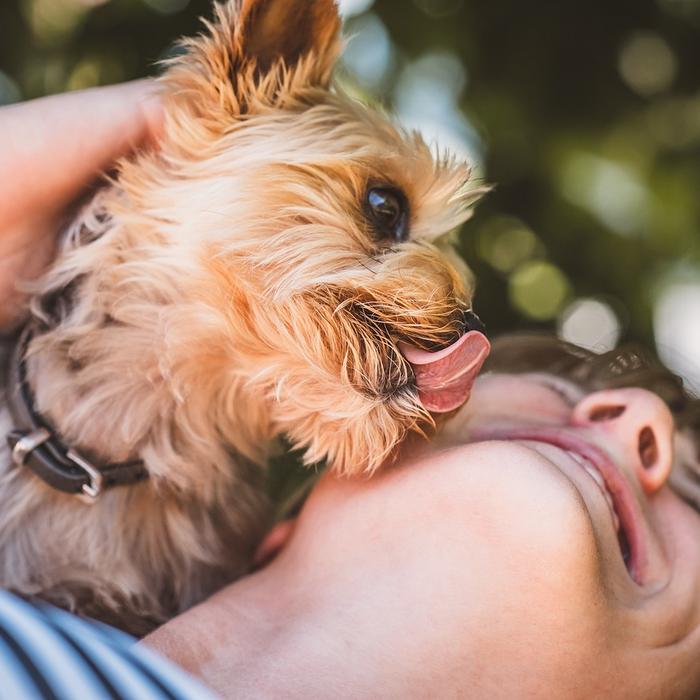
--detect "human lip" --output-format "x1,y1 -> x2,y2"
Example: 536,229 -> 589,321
470,426 -> 648,585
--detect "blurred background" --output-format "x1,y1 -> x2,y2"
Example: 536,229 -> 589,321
1,0 -> 699,393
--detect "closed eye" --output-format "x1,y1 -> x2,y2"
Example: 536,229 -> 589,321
524,373 -> 583,407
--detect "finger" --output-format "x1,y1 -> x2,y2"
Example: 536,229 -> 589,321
0,80 -> 163,231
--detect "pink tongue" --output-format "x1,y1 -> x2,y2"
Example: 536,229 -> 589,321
399,331 -> 491,413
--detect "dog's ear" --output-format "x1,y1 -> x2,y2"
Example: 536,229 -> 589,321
167,0 -> 342,117
236,0 -> 341,81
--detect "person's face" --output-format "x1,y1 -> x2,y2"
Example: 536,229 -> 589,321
444,373 -> 700,693
270,371 -> 700,698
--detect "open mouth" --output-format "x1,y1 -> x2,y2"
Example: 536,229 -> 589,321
529,434 -> 644,583
399,330 -> 491,413
561,447 -> 632,570
470,428 -> 646,584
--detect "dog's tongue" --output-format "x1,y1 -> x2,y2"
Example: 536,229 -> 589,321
399,331 -> 491,413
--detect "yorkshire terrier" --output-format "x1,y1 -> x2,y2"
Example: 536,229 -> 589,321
0,0 -> 489,634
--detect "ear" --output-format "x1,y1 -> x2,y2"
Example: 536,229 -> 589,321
253,518 -> 297,568
165,0 -> 342,118
236,0 -> 341,80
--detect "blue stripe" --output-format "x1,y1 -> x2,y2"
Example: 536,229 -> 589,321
43,607 -> 218,700
0,629 -> 46,700
40,606 -> 180,700
0,592 -> 112,700
41,618 -> 123,700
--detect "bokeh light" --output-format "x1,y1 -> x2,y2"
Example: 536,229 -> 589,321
558,298 -> 622,352
509,261 -> 571,321
341,13 -> 395,92
394,51 -> 482,165
477,216 -> 541,274
338,0 -> 375,17
559,153 -> 650,237
654,271 -> 700,394
618,32 -> 677,97
22,0 -> 107,46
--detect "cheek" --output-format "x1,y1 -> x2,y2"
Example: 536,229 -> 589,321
412,446 -> 609,679
652,488 -> 700,586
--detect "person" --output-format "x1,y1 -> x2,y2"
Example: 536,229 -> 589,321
4,84 -> 700,699
142,335 -> 700,699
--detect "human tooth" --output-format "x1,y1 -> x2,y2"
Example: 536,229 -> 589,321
584,465 -> 606,491
568,451 -> 620,532
612,509 -> 620,532
567,451 -> 585,466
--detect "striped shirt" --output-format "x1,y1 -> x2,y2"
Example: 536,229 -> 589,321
0,590 -> 219,700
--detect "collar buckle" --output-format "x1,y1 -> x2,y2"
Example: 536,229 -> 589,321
66,449 -> 104,502
9,429 -> 105,503
6,324 -> 148,499
11,428 -> 51,467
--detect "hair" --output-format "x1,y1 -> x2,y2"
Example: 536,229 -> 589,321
487,334 -> 698,433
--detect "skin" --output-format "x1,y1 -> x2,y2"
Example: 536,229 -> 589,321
144,372 -> 700,699
0,81 -> 163,330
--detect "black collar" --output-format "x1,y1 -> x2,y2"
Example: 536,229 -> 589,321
5,325 -> 148,500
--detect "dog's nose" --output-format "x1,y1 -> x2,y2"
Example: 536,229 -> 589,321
462,309 -> 486,336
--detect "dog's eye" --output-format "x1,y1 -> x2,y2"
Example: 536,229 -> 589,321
365,187 -> 409,242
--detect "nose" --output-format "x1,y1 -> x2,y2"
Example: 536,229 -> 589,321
571,388 -> 675,494
462,309 -> 486,335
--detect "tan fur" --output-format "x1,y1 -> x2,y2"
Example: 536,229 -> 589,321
0,0 -> 485,632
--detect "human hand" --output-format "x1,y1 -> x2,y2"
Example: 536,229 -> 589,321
0,80 -> 163,331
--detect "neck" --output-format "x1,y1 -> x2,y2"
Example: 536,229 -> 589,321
142,534 -> 439,700
142,561 -> 375,699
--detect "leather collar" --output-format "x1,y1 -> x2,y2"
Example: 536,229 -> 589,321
5,325 -> 148,500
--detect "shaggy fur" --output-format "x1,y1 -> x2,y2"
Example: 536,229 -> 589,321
0,0 -> 485,633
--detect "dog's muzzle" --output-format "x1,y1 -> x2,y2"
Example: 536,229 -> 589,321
461,309 -> 486,336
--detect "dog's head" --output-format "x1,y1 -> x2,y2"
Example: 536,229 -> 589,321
117,0 -> 489,476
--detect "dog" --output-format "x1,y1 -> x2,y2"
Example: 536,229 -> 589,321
0,0 -> 490,634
